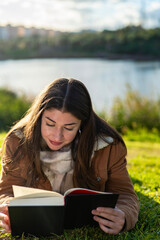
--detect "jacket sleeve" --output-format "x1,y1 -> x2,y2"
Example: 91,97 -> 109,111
105,141 -> 139,232
0,134 -> 28,204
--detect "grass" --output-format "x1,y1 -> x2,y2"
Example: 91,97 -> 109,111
0,131 -> 160,240
0,132 -> 6,148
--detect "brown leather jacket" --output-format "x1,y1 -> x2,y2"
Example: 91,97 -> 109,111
0,133 -> 139,232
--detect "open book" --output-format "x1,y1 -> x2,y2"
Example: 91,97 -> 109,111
9,185 -> 119,237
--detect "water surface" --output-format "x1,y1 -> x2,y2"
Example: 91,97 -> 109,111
0,58 -> 160,111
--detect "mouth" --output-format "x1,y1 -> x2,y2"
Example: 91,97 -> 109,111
49,140 -> 63,146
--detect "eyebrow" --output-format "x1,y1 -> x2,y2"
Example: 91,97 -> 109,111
45,116 -> 77,126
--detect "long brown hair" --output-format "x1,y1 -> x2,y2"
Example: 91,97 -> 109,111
2,78 -> 125,188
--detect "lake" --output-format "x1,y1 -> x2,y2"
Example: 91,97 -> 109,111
0,58 -> 160,112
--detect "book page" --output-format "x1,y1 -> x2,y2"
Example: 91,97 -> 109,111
64,187 -> 111,197
9,196 -> 64,206
12,185 -> 63,199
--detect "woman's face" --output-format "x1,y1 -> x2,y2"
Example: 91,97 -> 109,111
41,108 -> 81,150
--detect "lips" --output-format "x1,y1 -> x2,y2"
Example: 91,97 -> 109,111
49,140 -> 62,146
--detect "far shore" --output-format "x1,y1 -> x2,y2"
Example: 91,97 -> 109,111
1,53 -> 160,61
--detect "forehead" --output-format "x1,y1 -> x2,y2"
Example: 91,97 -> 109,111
42,108 -> 81,124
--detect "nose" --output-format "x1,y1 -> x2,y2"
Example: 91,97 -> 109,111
53,128 -> 63,141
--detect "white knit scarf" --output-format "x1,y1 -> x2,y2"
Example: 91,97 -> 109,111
40,136 -> 113,193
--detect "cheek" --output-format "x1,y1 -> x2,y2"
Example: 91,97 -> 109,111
41,123 -> 49,138
65,132 -> 77,142
41,127 -> 45,139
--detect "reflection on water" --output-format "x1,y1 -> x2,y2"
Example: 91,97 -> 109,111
0,58 -> 160,111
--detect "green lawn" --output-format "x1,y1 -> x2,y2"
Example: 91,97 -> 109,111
0,133 -> 160,240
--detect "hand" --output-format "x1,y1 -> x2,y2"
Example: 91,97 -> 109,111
92,207 -> 125,235
0,203 -> 11,233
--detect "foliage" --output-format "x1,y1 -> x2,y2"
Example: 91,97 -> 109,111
0,86 -> 160,137
0,133 -> 160,240
0,88 -> 31,131
0,26 -> 160,59
107,86 -> 160,133
123,128 -> 160,142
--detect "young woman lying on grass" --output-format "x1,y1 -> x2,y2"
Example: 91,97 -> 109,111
0,78 -> 139,235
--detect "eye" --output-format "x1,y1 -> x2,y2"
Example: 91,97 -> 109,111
64,127 -> 74,131
46,123 -> 55,127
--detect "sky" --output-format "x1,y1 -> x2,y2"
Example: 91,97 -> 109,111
0,0 -> 160,31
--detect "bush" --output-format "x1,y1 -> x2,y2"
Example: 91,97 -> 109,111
1,86 -> 160,135
0,88 -> 31,131
108,87 -> 160,133
123,128 -> 160,142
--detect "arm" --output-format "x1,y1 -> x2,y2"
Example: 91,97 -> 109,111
92,141 -> 139,234
105,141 -> 139,231
0,134 -> 29,232
0,134 -> 28,204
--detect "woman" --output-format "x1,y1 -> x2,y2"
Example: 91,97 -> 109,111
0,78 -> 139,235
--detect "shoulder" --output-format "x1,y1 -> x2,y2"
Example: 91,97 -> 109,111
93,136 -> 113,151
94,138 -> 127,166
2,129 -> 30,171
106,140 -> 127,171
4,129 -> 24,154
94,136 -> 126,155
102,139 -> 127,159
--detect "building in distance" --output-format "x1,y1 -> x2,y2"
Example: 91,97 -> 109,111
0,24 -> 55,40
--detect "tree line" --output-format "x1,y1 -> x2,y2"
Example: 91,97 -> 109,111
0,25 -> 160,60
0,87 -> 160,133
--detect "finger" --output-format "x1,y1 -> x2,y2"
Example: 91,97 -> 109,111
93,210 -> 125,234
0,213 -> 11,227
0,204 -> 8,214
96,207 -> 124,217
0,204 -> 7,212
99,223 -> 117,235
0,213 -> 7,222
93,210 -> 119,223
0,221 -> 11,233
93,215 -> 115,229
96,207 -> 115,214
94,207 -> 125,219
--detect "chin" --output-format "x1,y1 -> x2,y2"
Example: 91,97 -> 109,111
48,143 -> 63,151
49,146 -> 62,151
